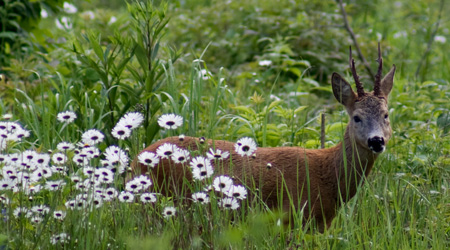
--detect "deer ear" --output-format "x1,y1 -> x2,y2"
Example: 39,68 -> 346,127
379,65 -> 396,98
332,72 -> 357,107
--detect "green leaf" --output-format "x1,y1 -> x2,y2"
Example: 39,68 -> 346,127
89,33 -> 104,63
232,106 -> 256,115
287,67 -> 302,77
267,100 -> 283,111
294,106 -> 308,113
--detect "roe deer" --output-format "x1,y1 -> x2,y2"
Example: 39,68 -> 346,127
131,45 -> 396,232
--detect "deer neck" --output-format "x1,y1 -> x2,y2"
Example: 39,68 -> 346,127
334,126 -> 377,202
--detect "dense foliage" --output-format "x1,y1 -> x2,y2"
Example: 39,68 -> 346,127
0,0 -> 449,249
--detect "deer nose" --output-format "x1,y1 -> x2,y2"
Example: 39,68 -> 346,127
368,136 -> 385,153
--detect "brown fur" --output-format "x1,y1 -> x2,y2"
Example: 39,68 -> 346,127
131,54 -> 396,232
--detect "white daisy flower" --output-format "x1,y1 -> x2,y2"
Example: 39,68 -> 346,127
51,166 -> 67,175
199,69 -> 210,80
72,153 -> 90,166
30,205 -> 50,215
19,161 -> 37,172
95,168 -> 114,184
133,175 -> 152,189
117,112 -> 144,129
2,114 -> 12,120
0,179 -> 16,191
13,207 -> 29,218
81,146 -> 100,159
192,192 -> 210,204
2,165 -> 17,179
108,16 -> 117,25
206,148 -> 230,161
70,175 -> 82,183
45,180 -> 66,191
118,191 -> 134,203
140,193 -> 157,203
12,127 -> 30,141
219,197 -> 240,210
50,233 -> 70,245
213,175 -> 233,193
83,178 -> 99,189
31,168 -> 46,182
104,187 -> 118,200
6,153 -> 20,166
75,181 -> 90,191
203,184 -> 213,192
53,210 -> 66,221
125,180 -> 143,193
82,166 -> 95,176
191,165 -> 214,181
225,185 -> 248,200
0,154 -> 7,164
74,199 -> 88,210
65,200 -> 76,210
40,167 -> 53,178
171,148 -> 191,164
52,152 -> 68,165
81,129 -> 104,145
103,145 -> 129,174
138,151 -> 160,168
234,137 -> 257,157
189,156 -> 212,169
22,149 -> 37,162
158,114 -> 183,130
82,10 -> 95,20
16,171 -> 32,184
111,124 -> 132,140
63,2 -> 78,13
162,206 -> 176,219
156,143 -> 178,159
57,111 -> 77,123
30,216 -> 43,224
34,154 -> 50,167
92,196 -> 103,208
258,60 -> 272,67
57,141 -> 75,151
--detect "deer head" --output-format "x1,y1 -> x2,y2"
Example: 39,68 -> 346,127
331,44 -> 396,154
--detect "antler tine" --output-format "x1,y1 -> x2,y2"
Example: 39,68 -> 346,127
349,46 -> 365,97
373,42 -> 383,96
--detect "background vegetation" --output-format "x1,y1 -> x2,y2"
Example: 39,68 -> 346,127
0,0 -> 449,249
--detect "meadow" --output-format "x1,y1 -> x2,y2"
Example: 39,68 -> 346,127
0,0 -> 449,249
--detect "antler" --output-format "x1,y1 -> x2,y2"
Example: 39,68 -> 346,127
349,46 -> 365,97
373,43 -> 383,96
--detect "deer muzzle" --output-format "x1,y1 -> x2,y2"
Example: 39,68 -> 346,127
368,136 -> 385,153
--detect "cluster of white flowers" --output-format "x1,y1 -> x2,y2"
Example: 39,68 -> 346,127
0,110 -> 257,245
0,121 -> 30,150
120,175 -> 157,204
111,112 -> 144,140
136,127 -> 256,211
0,111 -> 149,245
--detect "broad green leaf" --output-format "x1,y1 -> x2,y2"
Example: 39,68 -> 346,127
232,106 -> 256,115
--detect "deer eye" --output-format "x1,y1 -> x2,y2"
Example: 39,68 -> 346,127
353,116 -> 362,123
